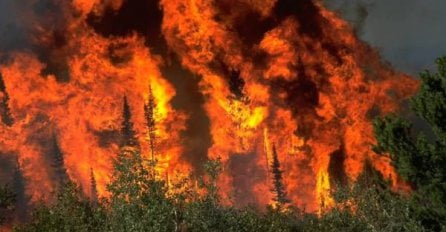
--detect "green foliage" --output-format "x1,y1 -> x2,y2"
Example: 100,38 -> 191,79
412,57 -> 446,140
106,96 -> 174,231
182,158 -> 299,232
374,56 -> 446,231
14,157 -> 428,232
182,158 -> 250,231
302,172 -> 424,232
106,148 -> 175,232
15,182 -> 106,232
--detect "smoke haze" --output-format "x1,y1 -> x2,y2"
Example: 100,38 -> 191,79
325,0 -> 446,75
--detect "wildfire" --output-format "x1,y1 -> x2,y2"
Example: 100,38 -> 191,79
0,0 -> 417,213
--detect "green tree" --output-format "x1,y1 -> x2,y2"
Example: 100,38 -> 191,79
374,56 -> 446,231
15,181 -> 106,232
301,161 -> 424,232
183,158 -> 300,232
106,147 -> 174,231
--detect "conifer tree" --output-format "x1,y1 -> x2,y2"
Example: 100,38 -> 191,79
270,144 -> 289,206
144,85 -> 157,163
90,168 -> 98,205
121,96 -> 139,148
51,136 -> 69,186
0,73 -> 14,126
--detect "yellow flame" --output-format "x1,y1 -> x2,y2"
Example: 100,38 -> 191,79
316,169 -> 335,215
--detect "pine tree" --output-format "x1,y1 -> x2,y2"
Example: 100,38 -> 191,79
373,57 -> 446,230
0,73 -> 14,126
51,136 -> 69,186
121,96 -> 139,148
270,144 -> 289,207
90,168 -> 98,205
144,85 -> 157,163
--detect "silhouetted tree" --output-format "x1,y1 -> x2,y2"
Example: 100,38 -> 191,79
121,96 -> 139,148
270,144 -> 289,207
0,73 -> 14,126
90,168 -> 98,206
0,73 -> 5,92
51,136 -> 69,186
144,86 -> 157,163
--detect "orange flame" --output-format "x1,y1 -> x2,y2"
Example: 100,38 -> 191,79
0,0 -> 417,214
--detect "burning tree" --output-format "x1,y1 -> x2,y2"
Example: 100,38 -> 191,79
144,85 -> 157,163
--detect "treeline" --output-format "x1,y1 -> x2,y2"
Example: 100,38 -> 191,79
1,151 -> 425,232
1,57 -> 446,231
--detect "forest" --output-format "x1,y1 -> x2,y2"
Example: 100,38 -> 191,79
0,57 -> 445,232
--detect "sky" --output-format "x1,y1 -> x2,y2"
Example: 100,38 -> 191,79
325,0 -> 446,76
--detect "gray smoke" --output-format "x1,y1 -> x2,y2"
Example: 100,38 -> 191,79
324,0 -> 446,76
0,0 -> 28,53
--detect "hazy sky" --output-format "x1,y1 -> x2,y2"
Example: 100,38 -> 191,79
325,0 -> 446,76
